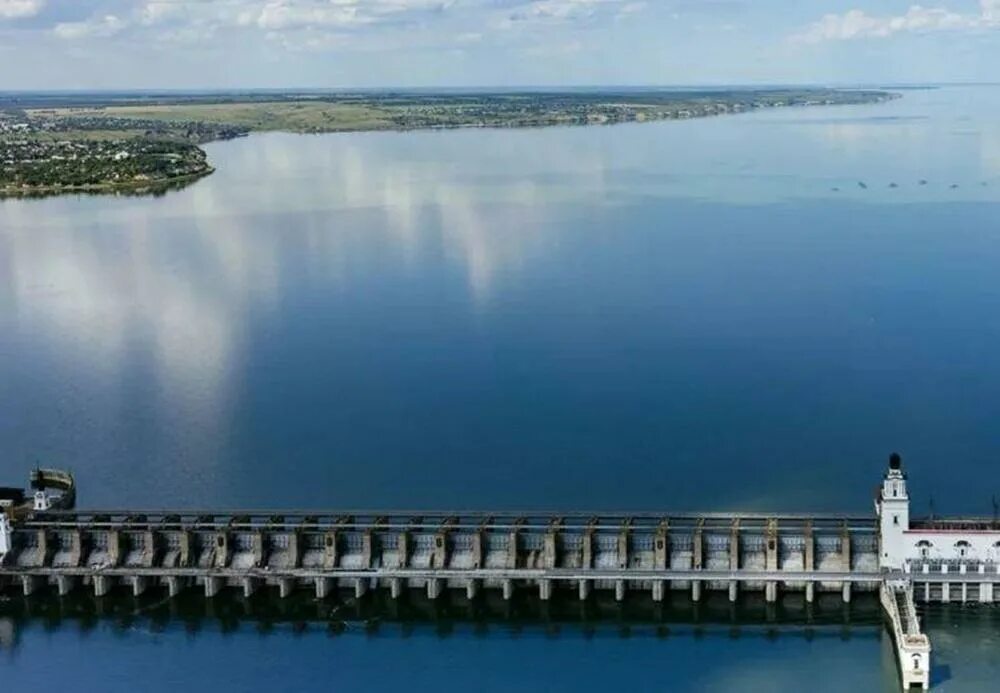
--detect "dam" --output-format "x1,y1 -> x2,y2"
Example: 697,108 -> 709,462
3,455 -> 999,690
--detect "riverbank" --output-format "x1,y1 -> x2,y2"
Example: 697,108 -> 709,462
0,166 -> 213,199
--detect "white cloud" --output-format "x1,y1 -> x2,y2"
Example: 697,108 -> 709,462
54,14 -> 127,39
507,0 -> 641,24
140,2 -> 186,26
793,1 -> 1000,44
0,0 -> 43,20
245,0 -> 454,31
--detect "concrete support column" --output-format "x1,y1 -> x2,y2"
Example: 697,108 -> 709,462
362,530 -> 374,570
466,579 -> 478,600
840,524 -> 851,602
242,577 -> 258,598
427,578 -> 442,600
942,583 -> 951,603
251,531 -> 265,568
581,530 -> 594,570
654,521 -> 669,571
803,521 -> 815,572
177,531 -> 192,568
36,529 -> 49,565
617,524 -> 630,569
390,578 -> 402,600
107,529 -> 122,567
204,576 -> 222,598
615,579 -> 626,602
765,581 -> 777,603
289,530 -> 302,569
924,582 -> 930,603
68,530 -> 83,567
94,575 -> 111,597
354,578 -> 367,599
727,517 -> 740,615
578,579 -> 590,601
279,578 -> 294,599
21,575 -> 40,596
56,575 -> 75,596
167,576 -> 183,598
961,583 -> 968,604
502,579 -> 513,601
396,532 -> 409,569
652,580 -> 665,603
979,583 -> 994,603
471,531 -> 483,569
213,532 -> 230,569
315,577 -> 332,600
692,521 -> 704,571
729,519 -> 740,572
765,519 -> 779,604
323,531 -> 338,570
506,529 -> 519,570
131,575 -> 147,597
539,579 -> 552,601
691,580 -> 702,602
141,530 -> 156,568
805,582 -> 815,604
544,529 -> 558,570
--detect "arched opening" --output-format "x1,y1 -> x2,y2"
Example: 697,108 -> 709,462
915,540 -> 932,559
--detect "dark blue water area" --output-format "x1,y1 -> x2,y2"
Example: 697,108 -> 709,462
4,86 -> 1000,690
4,198 -> 1000,513
1,620 -> 892,693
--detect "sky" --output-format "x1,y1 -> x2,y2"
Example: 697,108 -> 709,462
0,0 -> 998,89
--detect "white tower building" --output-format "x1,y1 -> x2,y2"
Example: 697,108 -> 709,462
877,453 -> 911,570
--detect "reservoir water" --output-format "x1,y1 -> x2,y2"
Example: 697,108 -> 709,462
3,86 -> 1000,690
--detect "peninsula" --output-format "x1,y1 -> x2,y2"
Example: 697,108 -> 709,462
1,88 -> 897,198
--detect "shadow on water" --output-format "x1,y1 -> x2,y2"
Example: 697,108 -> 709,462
0,586 -> 882,650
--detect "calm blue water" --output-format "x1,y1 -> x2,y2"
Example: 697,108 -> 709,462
3,85 -> 1000,690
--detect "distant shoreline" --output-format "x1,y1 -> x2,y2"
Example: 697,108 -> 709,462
1,88 -> 897,199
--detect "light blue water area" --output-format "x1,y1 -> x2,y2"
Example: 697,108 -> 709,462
3,85 -> 1000,689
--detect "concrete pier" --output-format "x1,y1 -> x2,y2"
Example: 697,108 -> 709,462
56,575 -> 74,596
204,576 -> 221,598
94,575 -> 111,597
167,576 -> 183,597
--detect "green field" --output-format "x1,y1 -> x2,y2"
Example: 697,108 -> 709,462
30,102 -> 398,133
